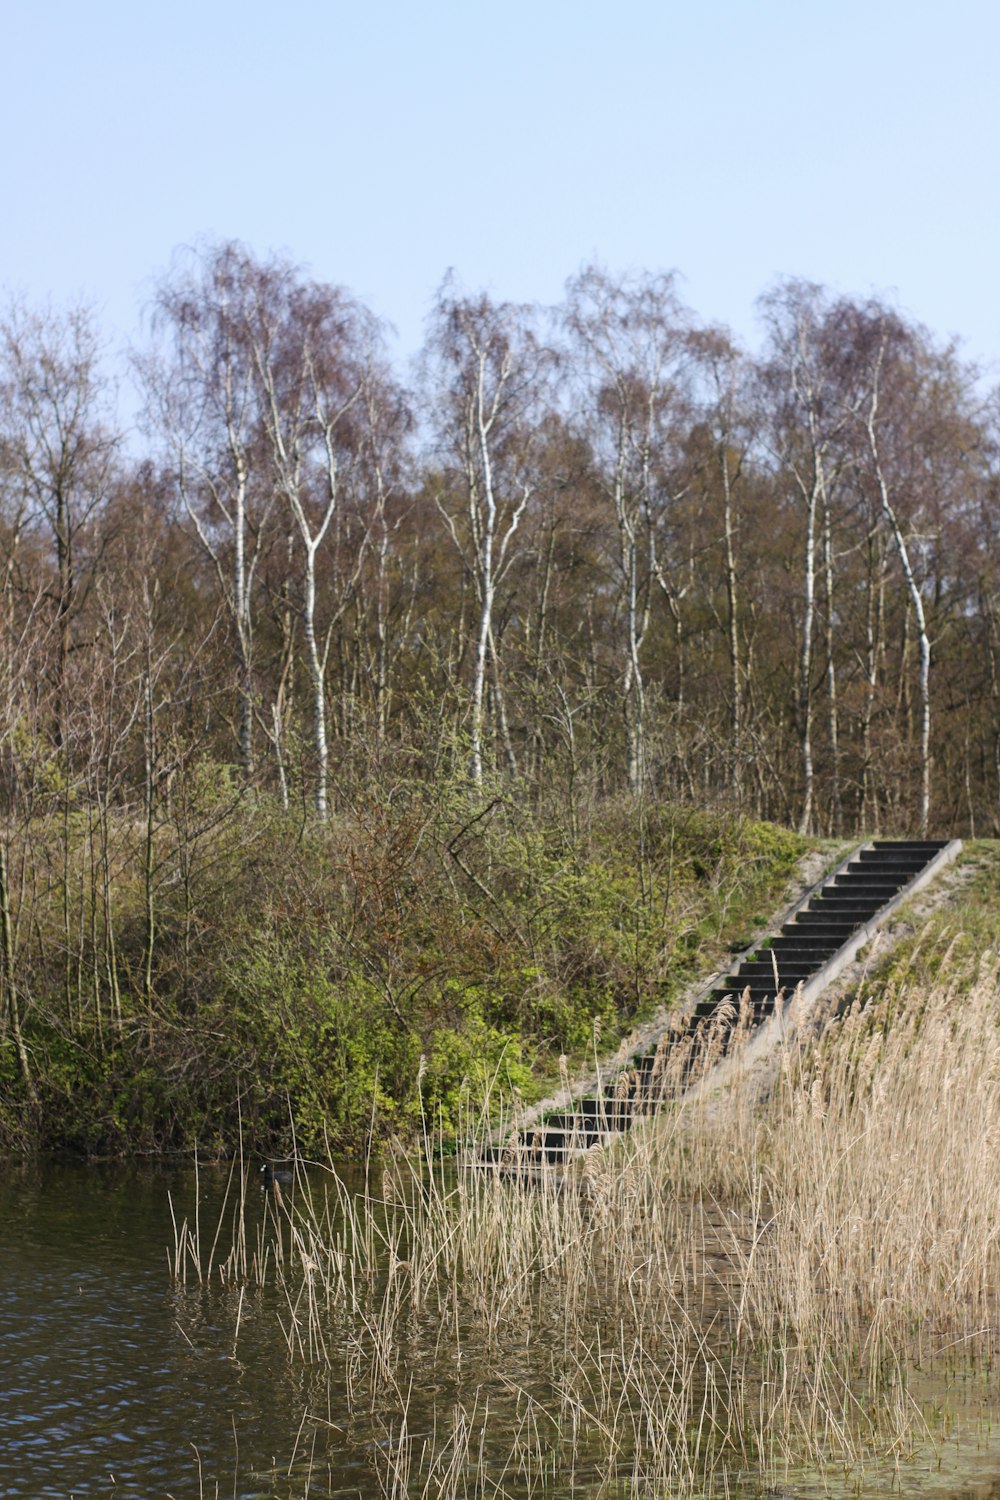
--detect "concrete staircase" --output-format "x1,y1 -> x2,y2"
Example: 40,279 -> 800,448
494,838 -> 962,1165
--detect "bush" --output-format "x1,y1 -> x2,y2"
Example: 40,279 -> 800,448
0,769 -> 809,1156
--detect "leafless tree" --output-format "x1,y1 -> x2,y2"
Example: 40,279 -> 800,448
144,242 -> 277,782
244,270 -> 385,819
0,300 -> 119,752
565,266 -> 694,794
758,280 -> 854,833
424,279 -> 552,787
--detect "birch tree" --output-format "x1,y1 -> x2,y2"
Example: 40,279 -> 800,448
424,280 -> 552,788
758,281 -> 853,834
565,266 -> 693,795
837,303 -> 976,836
688,327 -> 759,799
244,272 -> 381,819
352,362 -> 414,749
146,242 -> 276,782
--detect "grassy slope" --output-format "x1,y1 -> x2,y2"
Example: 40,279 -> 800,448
857,838 -> 1000,993
0,789 -> 808,1156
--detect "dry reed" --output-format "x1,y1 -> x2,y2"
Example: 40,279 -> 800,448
169,950 -> 1000,1495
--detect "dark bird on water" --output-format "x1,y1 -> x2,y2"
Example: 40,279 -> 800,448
260,1162 -> 294,1189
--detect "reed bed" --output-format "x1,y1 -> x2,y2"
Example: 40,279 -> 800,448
169,949 -> 1000,1496
750,952 -> 1000,1357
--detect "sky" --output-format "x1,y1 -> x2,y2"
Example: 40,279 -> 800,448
3,0 -> 999,412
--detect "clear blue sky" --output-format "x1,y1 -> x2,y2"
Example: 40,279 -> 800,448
4,0 -> 998,392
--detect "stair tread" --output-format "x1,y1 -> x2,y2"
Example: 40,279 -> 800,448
490,840 -> 952,1166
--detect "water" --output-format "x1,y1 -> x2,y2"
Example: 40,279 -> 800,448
0,1159 -> 342,1499
3,1159 -> 1000,1500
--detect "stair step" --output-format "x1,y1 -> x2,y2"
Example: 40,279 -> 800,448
785,918 -> 863,930
726,964 -> 815,981
807,898 -> 881,912
856,853 -> 929,869
822,878 -> 897,890
767,939 -> 840,954
765,953 -> 835,966
701,996 -> 779,1020
711,984 -> 791,1004
871,839 -> 948,850
832,876 -> 906,891
490,839 -> 955,1168
801,914 -> 876,928
807,906 -> 881,920
811,889 -> 885,902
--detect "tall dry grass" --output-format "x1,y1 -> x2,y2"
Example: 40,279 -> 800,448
171,951 -> 1000,1495
747,948 -> 1000,1354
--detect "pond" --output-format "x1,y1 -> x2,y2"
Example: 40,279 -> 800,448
0,1159 -> 359,1498
3,1157 -> 1000,1500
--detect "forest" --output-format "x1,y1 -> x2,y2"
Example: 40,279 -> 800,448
0,240 -> 997,1150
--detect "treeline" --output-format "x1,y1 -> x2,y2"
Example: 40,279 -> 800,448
3,244 -> 997,838
0,241 -> 996,1144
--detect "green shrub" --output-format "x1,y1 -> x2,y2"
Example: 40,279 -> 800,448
0,769 -> 811,1156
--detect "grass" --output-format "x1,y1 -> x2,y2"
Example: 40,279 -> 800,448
167,879 -> 1000,1495
1,791 -> 808,1155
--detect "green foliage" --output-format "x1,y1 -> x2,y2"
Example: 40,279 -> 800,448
868,842 -> 1000,992
0,769 -> 810,1157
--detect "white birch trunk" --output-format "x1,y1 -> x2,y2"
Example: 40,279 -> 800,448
866,385 -> 931,835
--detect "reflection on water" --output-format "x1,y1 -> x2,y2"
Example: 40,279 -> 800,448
0,1160 -> 342,1498
1,1159 -> 1000,1499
